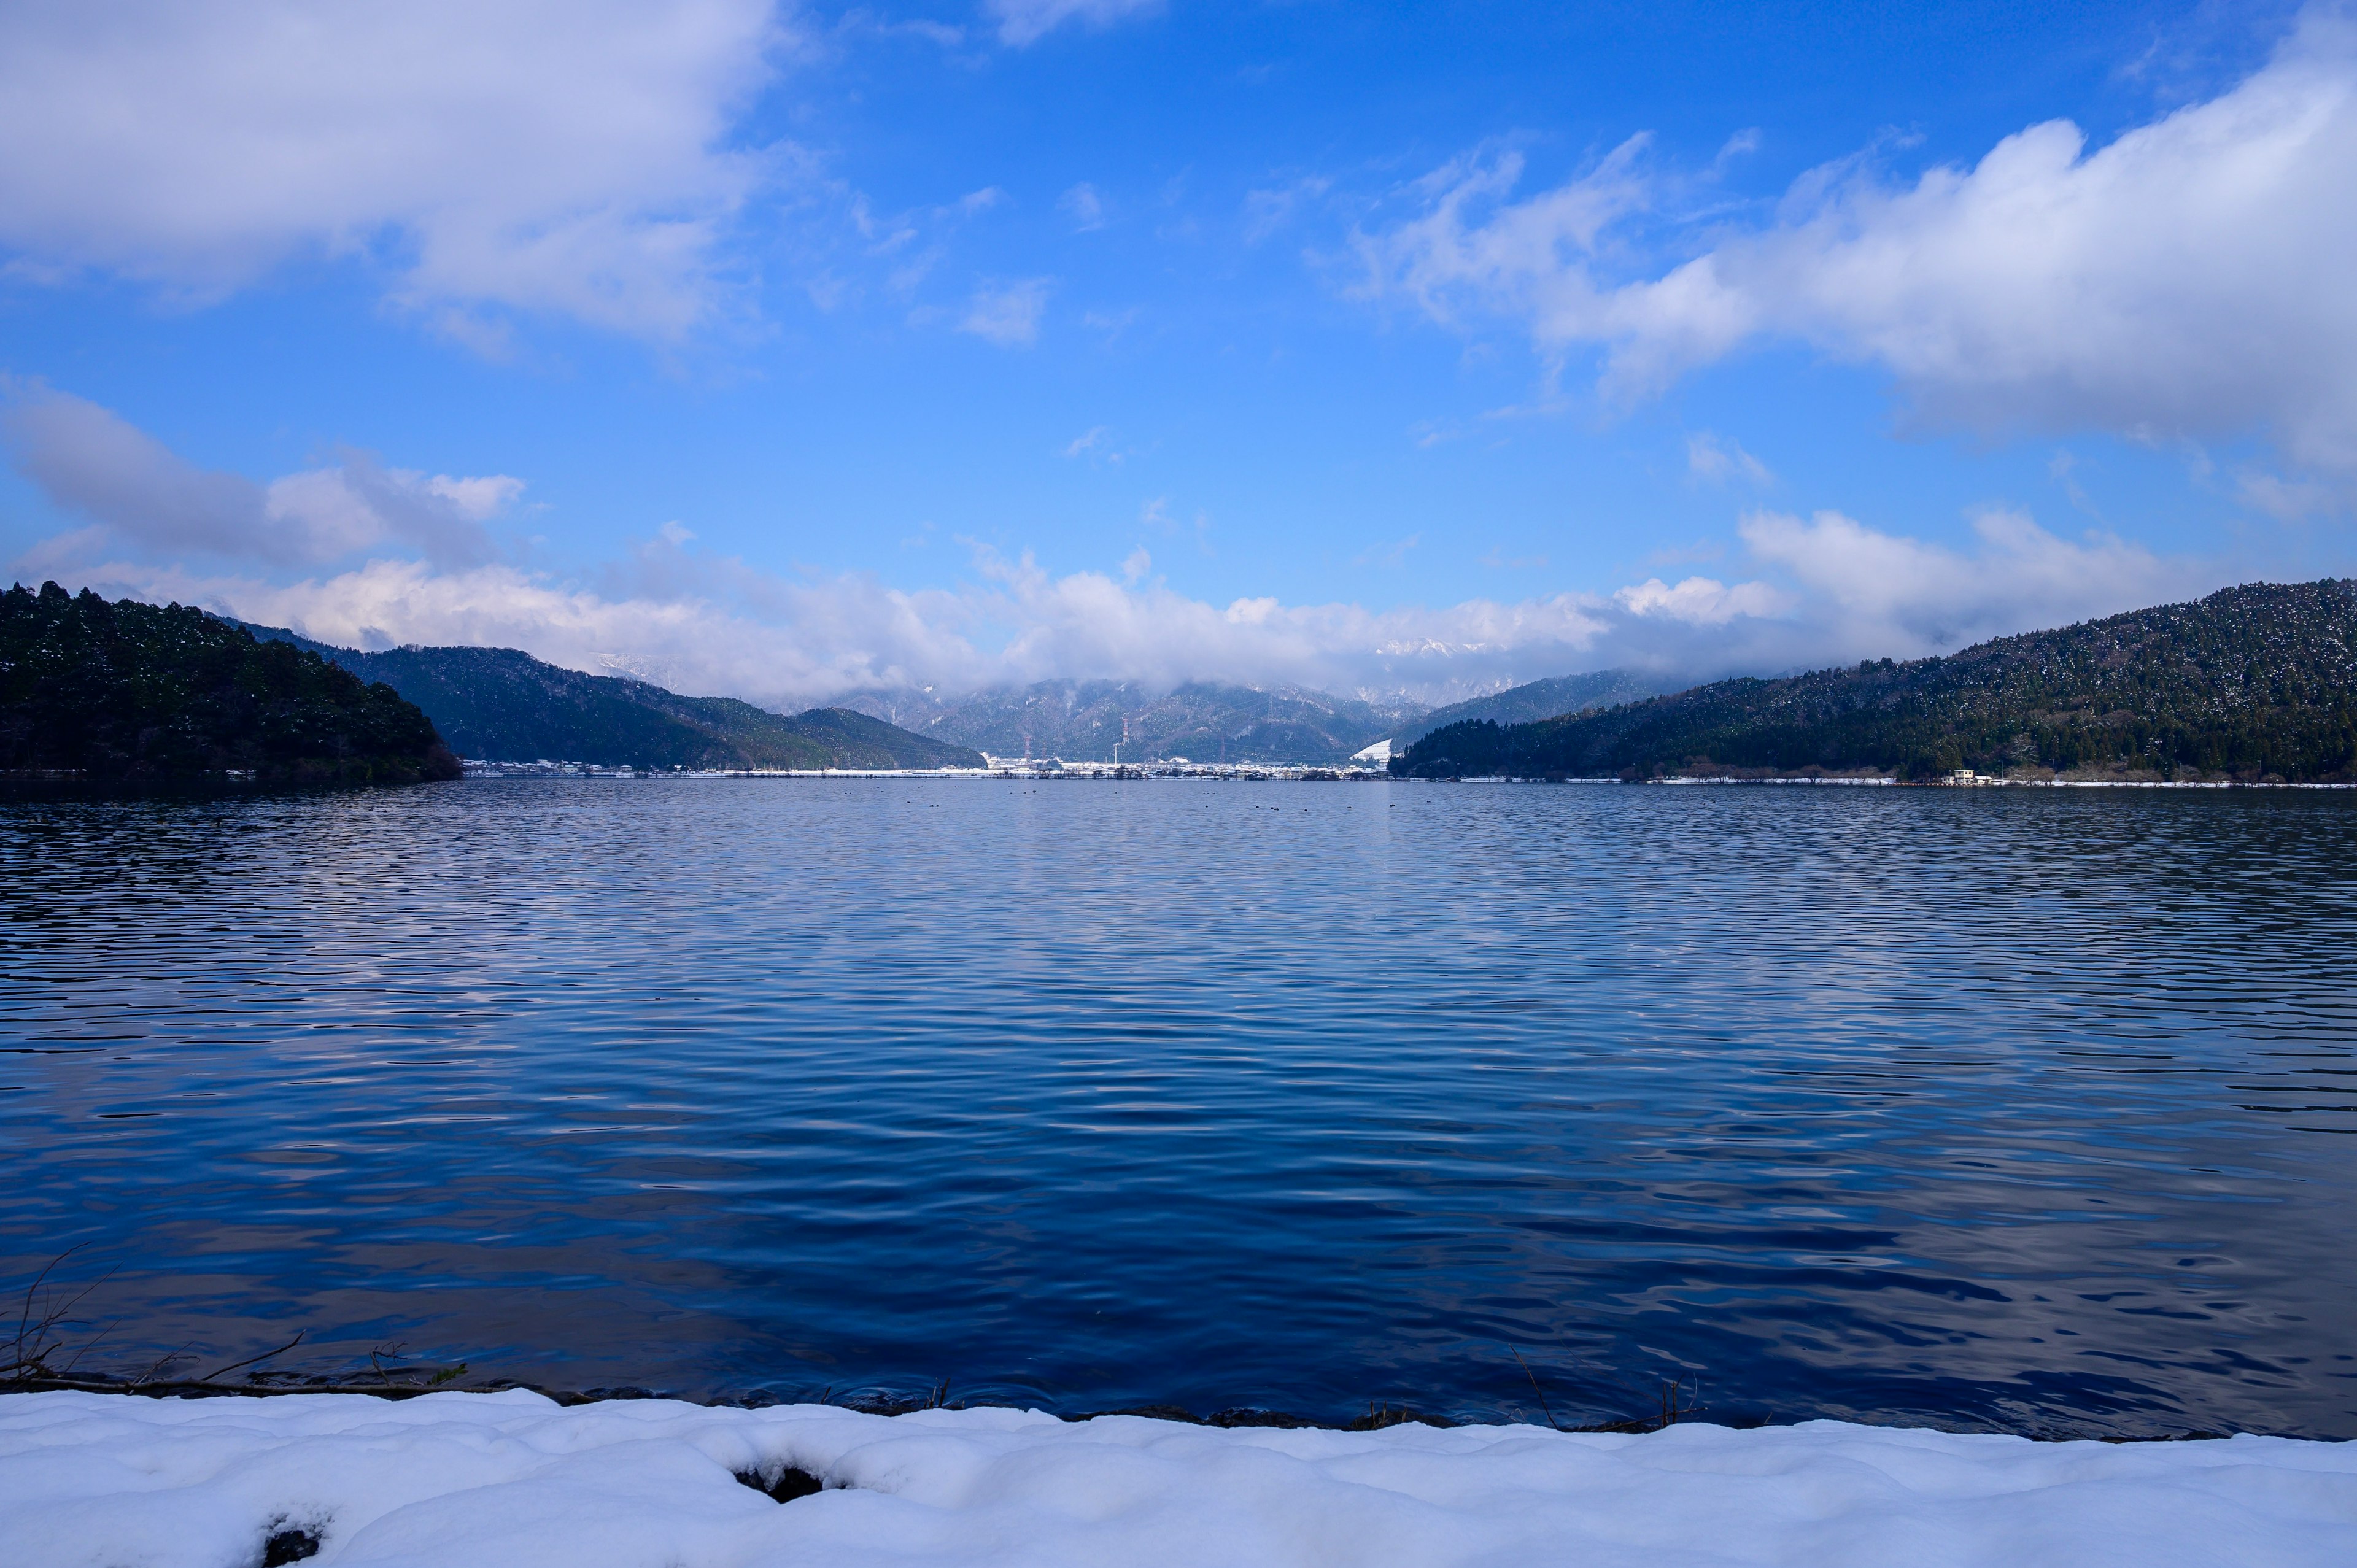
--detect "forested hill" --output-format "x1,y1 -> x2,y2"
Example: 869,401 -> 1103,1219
230,628 -> 983,770
1393,580 -> 2357,783
1385,668 -> 1674,750
2,583 -> 459,784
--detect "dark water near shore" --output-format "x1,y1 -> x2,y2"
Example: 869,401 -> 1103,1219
4,779 -> 2353,1436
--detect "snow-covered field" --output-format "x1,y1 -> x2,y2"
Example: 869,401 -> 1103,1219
2,1390 -> 2351,1567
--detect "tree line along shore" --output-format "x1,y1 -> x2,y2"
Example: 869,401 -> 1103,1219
0,584 -> 978,783
1392,580 -> 2357,785
9,578 -> 2355,787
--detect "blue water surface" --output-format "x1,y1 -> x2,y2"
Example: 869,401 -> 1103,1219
3,779 -> 2353,1435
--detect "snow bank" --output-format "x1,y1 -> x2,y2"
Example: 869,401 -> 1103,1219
1,1391 -> 2350,1567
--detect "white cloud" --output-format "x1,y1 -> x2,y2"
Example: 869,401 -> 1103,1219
12,393 -> 2227,707
1733,505 -> 2196,657
428,475 -> 530,522
960,277 -> 1054,346
1686,431 -> 1772,485
2,382 -> 515,568
987,0 -> 1162,48
33,505 -> 2221,712
0,0 -> 788,338
1613,576 -> 1794,625
1360,7 -> 2357,473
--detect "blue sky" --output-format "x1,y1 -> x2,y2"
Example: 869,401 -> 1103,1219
1,0 -> 2350,703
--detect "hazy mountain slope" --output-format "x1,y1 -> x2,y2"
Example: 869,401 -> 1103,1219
1395,581 -> 2357,782
841,679 -> 1426,763
331,646 -> 761,767
742,703 -> 992,770
1388,669 -> 1678,749
6,584 -> 457,783
228,625 -> 982,769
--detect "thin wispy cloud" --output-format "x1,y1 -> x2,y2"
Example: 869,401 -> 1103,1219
1243,176 -> 1332,244
1355,534 -> 1422,570
2048,449 -> 2101,518
1687,431 -> 1772,486
2237,468 -> 2339,519
960,277 -> 1055,346
987,0 -> 1163,48
1059,183 -> 1109,230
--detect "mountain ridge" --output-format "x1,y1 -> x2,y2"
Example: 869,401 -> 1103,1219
226,624 -> 984,770
1393,581 -> 2357,783
1385,669 -> 1678,751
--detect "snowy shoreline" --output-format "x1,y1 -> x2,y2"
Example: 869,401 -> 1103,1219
4,1390 -> 2351,1567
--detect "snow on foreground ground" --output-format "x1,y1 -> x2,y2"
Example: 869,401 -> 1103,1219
2,1391 -> 2352,1568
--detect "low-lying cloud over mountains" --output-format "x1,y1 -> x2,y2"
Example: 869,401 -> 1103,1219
6,380 -> 2216,711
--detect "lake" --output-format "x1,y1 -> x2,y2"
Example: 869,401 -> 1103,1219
4,779 -> 2353,1437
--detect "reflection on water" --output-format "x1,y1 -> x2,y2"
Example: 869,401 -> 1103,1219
3,780 -> 2353,1435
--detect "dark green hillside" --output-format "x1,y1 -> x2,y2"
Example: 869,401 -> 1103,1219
1388,668 -> 1674,750
1394,580 -> 2357,783
231,627 -> 982,769
336,646 -> 781,768
2,582 -> 459,784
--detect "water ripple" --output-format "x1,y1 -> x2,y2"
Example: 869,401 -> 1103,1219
2,781 -> 2353,1434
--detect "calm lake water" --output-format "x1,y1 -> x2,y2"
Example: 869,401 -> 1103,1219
4,779 -> 2353,1436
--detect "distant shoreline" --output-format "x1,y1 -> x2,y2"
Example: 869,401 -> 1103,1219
12,765 -> 2353,792
451,766 -> 2357,789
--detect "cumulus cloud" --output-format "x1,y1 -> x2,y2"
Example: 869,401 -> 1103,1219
1359,7 -> 2357,473
961,277 -> 1054,346
29,507 -> 2217,711
1734,506 -> 2195,655
2,383 -> 515,568
84,548 -> 1609,705
1613,575 -> 1794,626
988,0 -> 1162,48
10,392 -> 2224,707
0,0 -> 788,338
